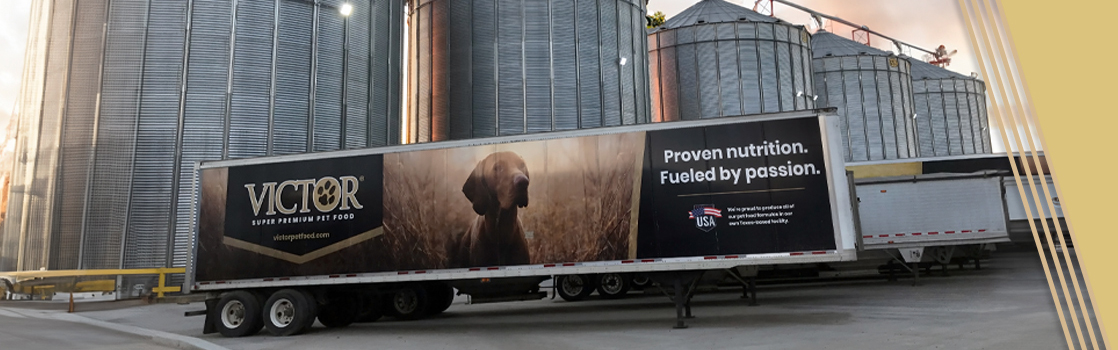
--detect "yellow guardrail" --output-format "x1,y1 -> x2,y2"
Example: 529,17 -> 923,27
1,267 -> 186,298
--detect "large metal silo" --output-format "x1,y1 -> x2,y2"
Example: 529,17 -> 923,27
1,0 -> 404,279
648,0 -> 814,122
908,58 -> 992,156
811,31 -> 917,162
405,0 -> 651,142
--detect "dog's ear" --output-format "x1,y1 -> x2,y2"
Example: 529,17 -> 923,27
462,159 -> 491,215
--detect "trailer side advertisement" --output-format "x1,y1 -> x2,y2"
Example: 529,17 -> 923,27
196,116 -> 837,281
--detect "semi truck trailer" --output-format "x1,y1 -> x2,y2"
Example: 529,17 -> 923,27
185,109 -> 859,336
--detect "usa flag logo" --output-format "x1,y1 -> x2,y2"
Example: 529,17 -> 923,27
689,204 -> 721,232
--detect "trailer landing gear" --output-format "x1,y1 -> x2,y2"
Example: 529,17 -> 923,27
726,268 -> 759,306
649,271 -> 703,329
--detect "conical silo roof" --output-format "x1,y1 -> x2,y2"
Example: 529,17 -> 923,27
907,56 -> 972,80
811,30 -> 891,58
660,0 -> 779,30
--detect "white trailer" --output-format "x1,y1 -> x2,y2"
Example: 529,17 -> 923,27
852,172 -> 1011,282
1004,174 -> 1066,246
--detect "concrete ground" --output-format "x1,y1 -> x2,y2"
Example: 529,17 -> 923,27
0,308 -> 179,350
0,246 -> 1077,350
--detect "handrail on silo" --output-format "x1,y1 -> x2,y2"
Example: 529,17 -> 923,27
771,0 -> 938,57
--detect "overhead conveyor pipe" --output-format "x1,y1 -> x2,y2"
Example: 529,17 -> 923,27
770,0 -> 938,56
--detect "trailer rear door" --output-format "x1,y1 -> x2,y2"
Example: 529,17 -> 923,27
856,172 -> 1010,250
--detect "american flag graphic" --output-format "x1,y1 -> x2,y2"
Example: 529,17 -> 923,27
688,207 -> 722,219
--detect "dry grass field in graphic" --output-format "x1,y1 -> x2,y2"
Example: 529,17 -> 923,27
381,132 -> 645,269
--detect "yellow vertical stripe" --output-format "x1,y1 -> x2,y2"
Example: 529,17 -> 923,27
958,1 -> 1076,349
985,1 -> 1100,349
973,0 -> 1113,348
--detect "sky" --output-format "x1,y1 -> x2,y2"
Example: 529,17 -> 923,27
0,0 -> 982,136
648,0 -> 980,77
0,0 -> 32,131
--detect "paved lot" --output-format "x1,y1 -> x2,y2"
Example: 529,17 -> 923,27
4,246 -> 1070,350
0,308 -> 178,350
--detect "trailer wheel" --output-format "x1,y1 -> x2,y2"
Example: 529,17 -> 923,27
630,275 -> 651,289
556,275 -> 595,302
263,289 -> 318,336
317,294 -> 359,328
213,291 -> 263,337
596,273 -> 632,299
384,285 -> 430,321
355,295 -> 383,323
425,283 -> 455,316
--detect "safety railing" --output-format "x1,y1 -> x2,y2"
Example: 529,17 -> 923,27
0,267 -> 186,299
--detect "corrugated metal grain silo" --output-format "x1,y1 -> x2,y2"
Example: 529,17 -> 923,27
908,58 -> 992,156
1,0 -> 403,278
648,0 -> 815,121
405,0 -> 651,142
811,30 -> 917,162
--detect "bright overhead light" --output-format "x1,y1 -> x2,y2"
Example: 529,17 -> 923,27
619,57 -> 627,66
912,113 -> 919,119
339,3 -> 353,16
796,91 -> 804,97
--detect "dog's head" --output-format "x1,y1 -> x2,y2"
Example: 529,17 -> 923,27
463,151 -> 530,215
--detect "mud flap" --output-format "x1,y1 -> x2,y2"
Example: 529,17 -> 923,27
202,298 -> 218,335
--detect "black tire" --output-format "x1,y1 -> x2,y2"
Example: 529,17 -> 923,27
263,289 -> 318,336
383,285 -> 430,321
424,283 -> 455,316
630,275 -> 651,289
317,293 -> 359,328
555,275 -> 596,302
355,295 -> 383,323
212,291 -> 264,338
596,273 -> 632,299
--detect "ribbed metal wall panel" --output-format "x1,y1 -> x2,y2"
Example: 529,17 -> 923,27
344,0 -> 371,148
496,0 -> 523,135
618,4 -> 637,126
524,0 -> 552,132
82,0 -> 148,269
228,0 -> 274,159
273,0 -> 313,155
4,0 -> 401,275
649,20 -> 814,122
367,0 -> 401,146
812,33 -> 916,162
53,0 -> 108,270
27,0 -> 74,270
314,7 -> 344,151
911,77 -> 991,157
171,0 -> 232,274
599,0 -> 620,127
123,0 -> 186,270
0,0 -> 52,271
408,0 -> 649,142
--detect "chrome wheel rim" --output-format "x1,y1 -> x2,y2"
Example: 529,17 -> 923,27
269,298 -> 295,328
220,300 -> 246,329
560,275 -> 584,296
599,274 -> 623,294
